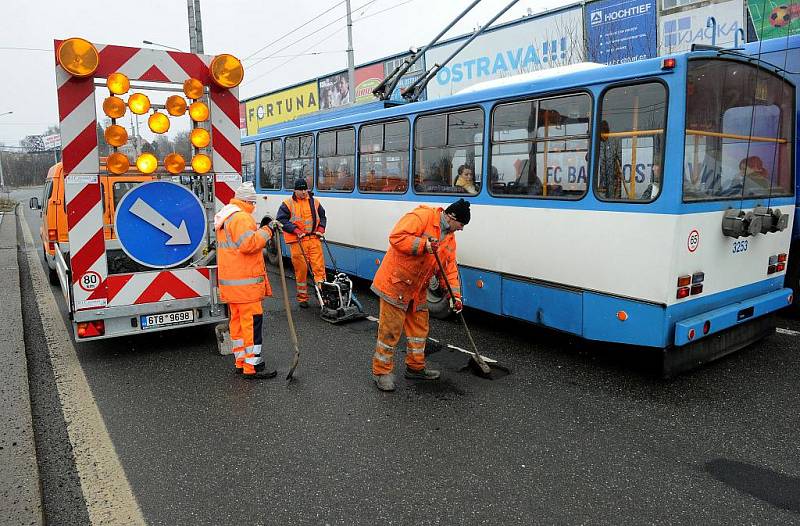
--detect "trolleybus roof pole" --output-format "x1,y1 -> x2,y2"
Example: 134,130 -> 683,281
403,0 -> 522,102
372,0 -> 483,101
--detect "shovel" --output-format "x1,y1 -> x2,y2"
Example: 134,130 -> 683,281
272,224 -> 302,383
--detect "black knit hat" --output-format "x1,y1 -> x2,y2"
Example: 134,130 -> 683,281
445,198 -> 471,225
294,178 -> 308,190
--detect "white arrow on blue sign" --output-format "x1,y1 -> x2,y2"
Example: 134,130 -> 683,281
114,180 -> 207,268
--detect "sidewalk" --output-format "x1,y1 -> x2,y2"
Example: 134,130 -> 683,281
0,206 -> 43,525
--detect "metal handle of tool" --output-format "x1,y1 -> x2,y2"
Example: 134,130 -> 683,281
274,226 -> 301,382
295,234 -> 325,306
319,234 -> 339,274
430,243 -> 491,374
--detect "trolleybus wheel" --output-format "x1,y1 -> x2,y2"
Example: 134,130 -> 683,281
264,237 -> 279,266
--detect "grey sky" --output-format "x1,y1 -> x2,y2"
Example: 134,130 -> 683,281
0,0 -> 568,144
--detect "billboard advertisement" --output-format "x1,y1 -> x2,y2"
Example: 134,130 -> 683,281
586,0 -> 657,64
244,82 -> 319,135
660,0 -> 744,54
383,53 -> 427,101
319,71 -> 350,110
355,63 -> 384,104
747,0 -> 800,40
425,7 -> 585,99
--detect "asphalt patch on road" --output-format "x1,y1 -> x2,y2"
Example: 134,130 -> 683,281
426,344 -> 511,380
705,459 -> 800,513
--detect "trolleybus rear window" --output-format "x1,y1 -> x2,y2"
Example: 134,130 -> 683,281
260,139 -> 282,190
595,82 -> 666,202
682,59 -> 794,201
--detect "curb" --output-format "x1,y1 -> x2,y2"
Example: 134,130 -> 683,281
0,205 -> 43,525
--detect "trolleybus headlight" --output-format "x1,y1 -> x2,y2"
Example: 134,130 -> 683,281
136,153 -> 158,174
104,124 -> 128,147
166,95 -> 187,116
164,153 -> 186,174
128,93 -> 151,115
209,53 -> 244,88
189,101 -> 209,122
191,153 -> 212,174
107,152 -> 130,174
183,78 -> 204,100
57,37 -> 99,77
190,127 -> 210,148
148,111 -> 170,134
102,96 -> 126,119
106,72 -> 130,95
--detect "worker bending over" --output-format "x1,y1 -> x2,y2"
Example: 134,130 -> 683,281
276,178 -> 327,308
214,182 -> 277,379
370,198 -> 470,392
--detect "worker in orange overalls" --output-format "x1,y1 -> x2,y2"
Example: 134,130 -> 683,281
214,182 -> 277,379
276,178 -> 327,308
370,198 -> 470,392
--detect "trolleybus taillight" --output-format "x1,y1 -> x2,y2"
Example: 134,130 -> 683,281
676,272 -> 704,299
767,254 -> 787,274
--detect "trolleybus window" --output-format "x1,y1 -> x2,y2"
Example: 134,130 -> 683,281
259,139 -> 282,190
490,93 -> 591,198
414,108 -> 483,195
682,59 -> 794,201
595,83 -> 666,202
358,120 -> 409,193
317,128 -> 355,192
284,134 -> 313,190
241,143 -> 256,183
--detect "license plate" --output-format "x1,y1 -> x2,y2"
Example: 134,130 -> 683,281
140,310 -> 194,329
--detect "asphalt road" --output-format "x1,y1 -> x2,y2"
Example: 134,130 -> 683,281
12,186 -> 800,525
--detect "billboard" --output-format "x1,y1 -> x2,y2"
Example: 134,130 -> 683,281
355,63 -> 384,104
747,0 -> 800,40
660,0 -> 744,54
384,53 -> 427,101
319,71 -> 350,110
425,7 -> 585,99
244,82 -> 319,135
586,0 -> 657,64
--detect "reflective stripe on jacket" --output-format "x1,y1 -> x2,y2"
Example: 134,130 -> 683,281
277,194 -> 326,243
215,198 -> 273,304
371,205 -> 460,311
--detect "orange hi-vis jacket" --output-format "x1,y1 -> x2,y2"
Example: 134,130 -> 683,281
214,198 -> 273,304
277,194 -> 326,244
371,205 -> 461,311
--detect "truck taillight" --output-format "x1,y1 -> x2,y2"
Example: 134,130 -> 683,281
48,229 -> 57,241
77,320 -> 105,338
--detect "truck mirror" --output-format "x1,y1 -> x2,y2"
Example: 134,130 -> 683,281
29,197 -> 40,210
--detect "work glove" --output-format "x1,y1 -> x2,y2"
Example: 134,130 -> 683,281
260,215 -> 273,228
295,231 -> 306,239
315,227 -> 325,237
425,237 -> 439,254
450,297 -> 463,314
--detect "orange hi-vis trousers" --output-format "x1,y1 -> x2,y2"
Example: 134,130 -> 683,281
372,298 -> 429,376
229,301 -> 264,375
289,236 -> 326,303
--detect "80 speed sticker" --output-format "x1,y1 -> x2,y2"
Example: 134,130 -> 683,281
78,271 -> 102,292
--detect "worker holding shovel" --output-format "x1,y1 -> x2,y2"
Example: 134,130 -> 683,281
370,198 -> 471,392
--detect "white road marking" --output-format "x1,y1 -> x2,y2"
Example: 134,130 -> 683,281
20,209 -> 146,525
776,327 -> 800,336
445,344 -> 498,364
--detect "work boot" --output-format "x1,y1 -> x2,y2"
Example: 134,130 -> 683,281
404,367 -> 440,381
373,373 -> 395,392
243,363 -> 278,380
299,301 -> 309,309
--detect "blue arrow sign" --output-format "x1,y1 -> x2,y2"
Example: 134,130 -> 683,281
115,181 -> 206,268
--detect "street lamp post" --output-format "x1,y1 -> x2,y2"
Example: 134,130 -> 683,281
0,111 -> 13,190
142,40 -> 184,52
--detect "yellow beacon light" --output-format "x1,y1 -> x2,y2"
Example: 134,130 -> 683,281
128,93 -> 151,115
106,72 -> 130,95
148,112 -> 170,134
136,153 -> 158,174
189,101 -> 209,122
164,153 -> 186,174
107,152 -> 130,175
183,78 -> 204,100
104,124 -> 128,147
210,54 -> 244,88
191,153 -> 212,174
190,127 -> 210,148
102,96 -> 126,119
165,95 -> 187,116
57,37 -> 99,77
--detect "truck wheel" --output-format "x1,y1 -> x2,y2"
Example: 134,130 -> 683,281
42,246 -> 59,286
427,274 -> 451,320
264,237 -> 279,266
